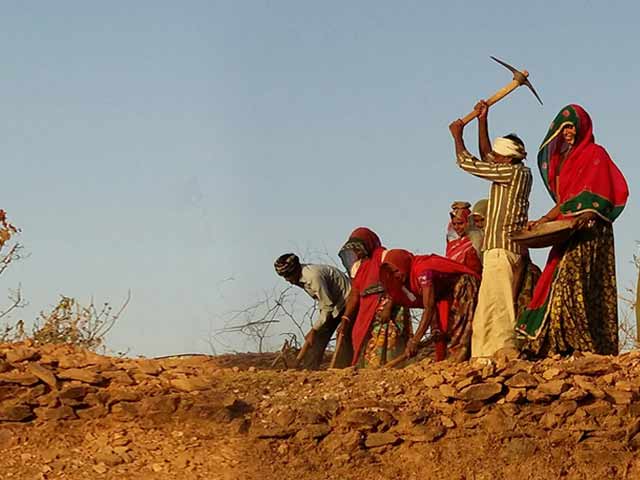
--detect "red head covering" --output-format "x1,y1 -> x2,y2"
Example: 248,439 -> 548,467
538,104 -> 628,222
341,227 -> 386,365
349,227 -> 381,254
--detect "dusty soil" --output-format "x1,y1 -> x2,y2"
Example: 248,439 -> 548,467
1,341 -> 640,479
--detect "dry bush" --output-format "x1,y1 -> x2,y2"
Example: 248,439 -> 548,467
620,251 -> 640,352
0,210 -> 26,321
1,293 -> 130,352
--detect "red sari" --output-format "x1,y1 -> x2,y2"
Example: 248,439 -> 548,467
380,250 -> 480,361
344,228 -> 386,364
517,105 -> 628,344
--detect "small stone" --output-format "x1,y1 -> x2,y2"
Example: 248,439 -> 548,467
170,377 -> 210,393
505,372 -> 538,388
550,400 -> 578,419
111,402 -> 140,419
505,387 -> 526,403
542,367 -> 562,380
458,382 -> 502,401
93,463 -> 108,474
536,380 -> 570,396
102,370 -> 135,386
565,356 -> 612,375
76,405 -> 108,420
441,415 -> 456,428
341,409 -> 380,430
34,405 -> 76,421
423,374 -> 445,388
107,390 -> 141,405
136,360 -> 163,376
605,388 -> 634,405
26,363 -> 58,390
59,385 -> 90,400
252,424 -> 297,439
573,376 -> 606,399
295,424 -> 331,441
57,368 -> 105,385
0,403 -> 33,422
407,424 -> 446,443
526,389 -> 551,403
438,384 -> 457,399
630,432 -> 640,451
0,372 -> 39,386
455,375 -> 481,390
151,463 -> 164,473
95,448 -> 124,467
365,432 -> 399,448
5,348 -> 39,364
560,387 -> 589,401
0,360 -> 11,373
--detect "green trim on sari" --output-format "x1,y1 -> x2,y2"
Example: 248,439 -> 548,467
560,191 -> 624,222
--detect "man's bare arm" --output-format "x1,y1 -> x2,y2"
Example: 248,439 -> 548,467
475,100 -> 491,160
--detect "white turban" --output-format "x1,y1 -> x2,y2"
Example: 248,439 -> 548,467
492,137 -> 526,160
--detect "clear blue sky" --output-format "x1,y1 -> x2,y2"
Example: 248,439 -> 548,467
1,2 -> 637,356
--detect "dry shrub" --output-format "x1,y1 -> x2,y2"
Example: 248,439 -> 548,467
620,252 -> 640,352
2,293 -> 130,352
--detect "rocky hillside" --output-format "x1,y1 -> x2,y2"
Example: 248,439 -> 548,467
1,341 -> 639,479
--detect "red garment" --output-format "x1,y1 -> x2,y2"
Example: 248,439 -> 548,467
380,250 -> 479,360
540,104 -> 628,222
527,105 -> 629,313
446,236 -> 482,274
345,228 -> 386,365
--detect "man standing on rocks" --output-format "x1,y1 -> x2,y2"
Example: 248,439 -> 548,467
449,101 -> 532,359
274,253 -> 352,369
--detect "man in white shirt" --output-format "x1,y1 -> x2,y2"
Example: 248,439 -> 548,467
274,253 -> 352,369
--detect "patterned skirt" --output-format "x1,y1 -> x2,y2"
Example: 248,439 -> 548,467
523,222 -> 618,357
445,274 -> 480,362
358,296 -> 412,368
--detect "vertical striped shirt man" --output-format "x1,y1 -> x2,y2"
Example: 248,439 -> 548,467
457,149 -> 532,255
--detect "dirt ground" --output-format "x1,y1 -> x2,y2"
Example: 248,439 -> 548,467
1,342 -> 640,479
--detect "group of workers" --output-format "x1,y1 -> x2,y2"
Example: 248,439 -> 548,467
274,101 -> 629,369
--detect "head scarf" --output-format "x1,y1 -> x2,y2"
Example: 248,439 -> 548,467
493,136 -> 526,160
471,199 -> 488,222
446,201 -> 471,242
537,104 -> 628,222
339,227 -> 382,275
274,253 -> 300,277
340,227 -> 386,365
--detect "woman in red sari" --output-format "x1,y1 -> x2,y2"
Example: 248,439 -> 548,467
338,228 -> 411,367
517,105 -> 628,357
379,249 -> 480,362
445,202 -> 483,274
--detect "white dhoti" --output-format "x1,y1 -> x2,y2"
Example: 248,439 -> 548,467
471,248 -> 524,358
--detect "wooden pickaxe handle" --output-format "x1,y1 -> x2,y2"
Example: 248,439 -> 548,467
384,352 -> 409,369
329,330 -> 345,368
294,338 -> 311,368
460,70 -> 529,125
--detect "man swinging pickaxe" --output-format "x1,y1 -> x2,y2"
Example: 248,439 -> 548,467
442,57 -> 543,364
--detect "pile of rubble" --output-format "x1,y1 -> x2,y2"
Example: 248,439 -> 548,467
2,341 -> 640,478
0,341 -> 217,424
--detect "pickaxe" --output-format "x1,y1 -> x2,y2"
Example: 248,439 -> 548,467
459,56 -> 543,125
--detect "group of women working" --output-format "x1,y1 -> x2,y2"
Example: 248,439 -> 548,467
337,105 -> 628,367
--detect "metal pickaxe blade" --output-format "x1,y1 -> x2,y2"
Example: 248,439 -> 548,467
460,56 -> 543,125
490,56 -> 543,106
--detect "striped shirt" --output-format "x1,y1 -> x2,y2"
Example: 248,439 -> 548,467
457,150 -> 532,255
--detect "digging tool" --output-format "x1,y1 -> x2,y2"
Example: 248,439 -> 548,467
459,56 -> 543,125
329,329 -> 345,368
385,352 -> 408,369
294,338 -> 312,368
